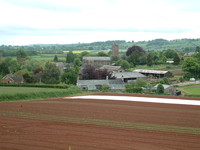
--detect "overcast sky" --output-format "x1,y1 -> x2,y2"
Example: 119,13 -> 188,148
1,0 -> 200,45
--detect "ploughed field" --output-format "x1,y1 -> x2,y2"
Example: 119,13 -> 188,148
0,93 -> 200,150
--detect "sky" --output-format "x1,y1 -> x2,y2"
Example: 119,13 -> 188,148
1,0 -> 200,45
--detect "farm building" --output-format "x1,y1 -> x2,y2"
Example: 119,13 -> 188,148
82,57 -> 111,67
153,84 -> 177,95
77,79 -> 125,90
183,52 -> 197,57
111,71 -> 146,83
134,69 -> 173,78
1,74 -> 24,84
99,65 -> 124,72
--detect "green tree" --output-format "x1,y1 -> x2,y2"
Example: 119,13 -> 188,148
195,46 -> 200,52
173,53 -> 180,65
73,58 -> 81,67
66,51 -> 76,63
0,57 -> 20,75
61,70 -> 78,85
116,60 -> 130,69
134,78 -> 148,87
163,49 -> 176,58
21,59 -> 42,72
16,50 -> 27,62
54,55 -> 58,62
42,62 -> 61,84
97,51 -> 108,56
156,84 -> 164,94
159,77 -> 169,84
147,53 -> 153,66
182,57 -> 200,78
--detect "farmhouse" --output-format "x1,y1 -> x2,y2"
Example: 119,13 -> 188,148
111,71 -> 146,82
1,74 -> 24,84
134,69 -> 173,78
82,57 -> 111,67
99,65 -> 124,72
77,79 -> 125,90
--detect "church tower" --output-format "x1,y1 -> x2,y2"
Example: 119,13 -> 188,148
112,43 -> 119,57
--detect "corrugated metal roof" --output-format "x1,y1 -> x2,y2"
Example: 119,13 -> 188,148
112,71 -> 146,78
99,65 -> 122,70
134,69 -> 169,74
77,79 -> 125,90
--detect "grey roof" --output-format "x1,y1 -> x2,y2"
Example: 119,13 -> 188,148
77,79 -> 125,90
183,52 -> 197,57
55,62 -> 65,67
112,71 -> 146,78
134,69 -> 169,74
99,65 -> 123,70
83,57 -> 111,61
153,84 -> 173,89
3,74 -> 23,83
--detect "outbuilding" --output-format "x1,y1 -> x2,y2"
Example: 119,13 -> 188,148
134,69 -> 173,78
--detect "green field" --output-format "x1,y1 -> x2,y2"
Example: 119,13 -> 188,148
180,86 -> 200,95
0,87 -> 67,95
0,86 -> 83,101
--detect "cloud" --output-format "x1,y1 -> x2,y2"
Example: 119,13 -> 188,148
1,0 -> 200,45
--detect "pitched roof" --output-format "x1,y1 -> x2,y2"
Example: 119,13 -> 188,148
112,71 -> 146,78
134,69 -> 169,74
99,65 -> 123,70
153,84 -> 173,89
77,79 -> 125,90
55,62 -> 65,67
83,57 -> 111,61
2,74 -> 23,83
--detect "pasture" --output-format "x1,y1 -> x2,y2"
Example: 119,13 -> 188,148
0,93 -> 200,150
0,86 -> 82,101
180,85 -> 200,95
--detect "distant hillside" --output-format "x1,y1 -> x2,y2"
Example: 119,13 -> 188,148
1,38 -> 200,56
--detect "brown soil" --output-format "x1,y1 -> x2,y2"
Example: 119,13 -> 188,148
0,93 -> 200,150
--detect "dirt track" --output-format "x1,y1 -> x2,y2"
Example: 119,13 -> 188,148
0,93 -> 200,150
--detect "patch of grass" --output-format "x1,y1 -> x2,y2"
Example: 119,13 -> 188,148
180,86 -> 200,95
0,86 -> 84,101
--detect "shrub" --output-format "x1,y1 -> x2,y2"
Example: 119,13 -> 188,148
125,87 -> 143,93
156,84 -> 164,94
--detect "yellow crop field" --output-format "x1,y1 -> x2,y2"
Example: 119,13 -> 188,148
63,50 -> 89,54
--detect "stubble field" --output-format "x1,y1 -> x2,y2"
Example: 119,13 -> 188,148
0,93 -> 200,150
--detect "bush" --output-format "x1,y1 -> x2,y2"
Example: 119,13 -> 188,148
156,84 -> 164,94
125,87 -> 143,93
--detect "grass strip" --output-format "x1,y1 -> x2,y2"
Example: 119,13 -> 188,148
1,110 -> 200,135
0,86 -> 84,102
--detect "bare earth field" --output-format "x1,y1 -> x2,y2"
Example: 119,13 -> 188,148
0,93 -> 200,150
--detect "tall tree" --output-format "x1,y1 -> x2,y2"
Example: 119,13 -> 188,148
54,55 -> 58,62
173,53 -> 181,65
126,45 -> 145,56
66,51 -> 75,63
182,57 -> 200,78
42,62 -> 61,84
147,53 -> 153,66
157,84 -> 164,94
16,50 -> 27,62
73,58 -> 81,67
61,69 -> 78,85
195,46 -> 200,52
